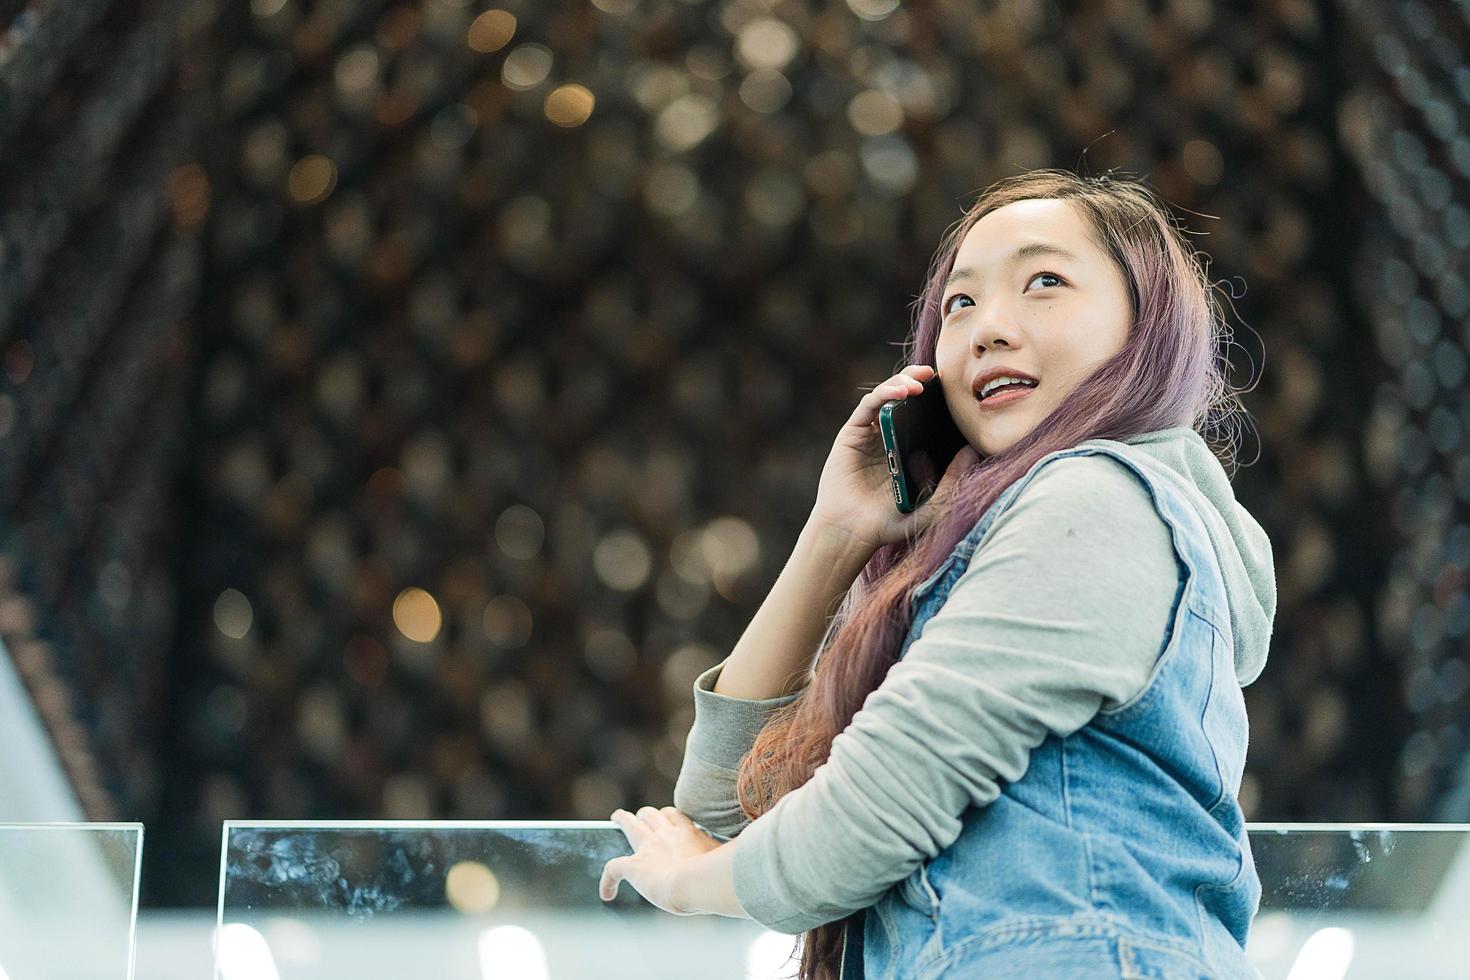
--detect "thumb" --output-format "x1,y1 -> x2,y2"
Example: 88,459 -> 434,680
946,444 -> 979,475
903,444 -> 978,533
938,444 -> 979,487
928,444 -> 978,506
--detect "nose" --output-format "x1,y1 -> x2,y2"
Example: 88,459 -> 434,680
969,311 -> 1017,353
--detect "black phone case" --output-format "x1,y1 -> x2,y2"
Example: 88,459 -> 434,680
877,378 -> 969,513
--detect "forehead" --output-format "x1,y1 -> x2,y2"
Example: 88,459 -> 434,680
953,198 -> 1093,263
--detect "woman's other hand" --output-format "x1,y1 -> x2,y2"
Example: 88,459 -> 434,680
599,806 -> 722,914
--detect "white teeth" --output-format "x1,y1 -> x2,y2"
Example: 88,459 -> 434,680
980,375 -> 1038,398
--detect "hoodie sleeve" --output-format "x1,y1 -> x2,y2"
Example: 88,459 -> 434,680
725,454 -> 1181,934
671,661 -> 803,841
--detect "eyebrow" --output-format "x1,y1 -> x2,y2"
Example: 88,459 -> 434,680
943,242 -> 1081,291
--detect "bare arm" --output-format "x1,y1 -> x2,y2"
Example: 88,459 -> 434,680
674,365 -> 971,836
712,519 -> 875,700
713,363 -> 962,699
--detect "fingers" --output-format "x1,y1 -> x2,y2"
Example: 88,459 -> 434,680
636,805 -> 670,828
866,365 -> 935,404
611,805 -> 679,846
847,365 -> 936,428
874,367 -> 930,400
599,855 -> 628,901
610,809 -> 645,846
660,806 -> 694,827
602,805 -> 689,902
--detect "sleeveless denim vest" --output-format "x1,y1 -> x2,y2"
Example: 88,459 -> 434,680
838,439 -> 1262,980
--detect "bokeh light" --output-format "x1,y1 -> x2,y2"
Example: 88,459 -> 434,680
393,588 -> 443,643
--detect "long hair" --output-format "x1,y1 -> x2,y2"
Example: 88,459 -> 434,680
733,168 -> 1250,979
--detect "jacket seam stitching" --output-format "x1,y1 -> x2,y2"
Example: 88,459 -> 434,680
1063,446 -> 1199,718
1193,844 -> 1249,954
1060,735 -> 1073,829
916,914 -> 1210,969
1098,602 -> 1209,718
1082,831 -> 1101,909
1199,620 -> 1230,816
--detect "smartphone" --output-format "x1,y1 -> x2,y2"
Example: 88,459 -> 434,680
878,375 -> 968,513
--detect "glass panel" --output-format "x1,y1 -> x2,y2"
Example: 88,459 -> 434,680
218,821 -> 1470,979
216,821 -> 782,980
1249,824 -> 1470,979
0,822 -> 143,980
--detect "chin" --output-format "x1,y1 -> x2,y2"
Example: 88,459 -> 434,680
978,421 -> 1028,457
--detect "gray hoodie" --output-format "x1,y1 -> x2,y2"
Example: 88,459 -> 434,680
672,426 -> 1276,927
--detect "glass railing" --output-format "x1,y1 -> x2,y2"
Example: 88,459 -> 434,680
1248,823 -> 1470,979
214,820 -> 1470,979
0,822 -> 143,980
214,820 -> 777,980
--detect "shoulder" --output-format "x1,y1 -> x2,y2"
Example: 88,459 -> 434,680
974,452 -> 1178,586
924,450 -> 1182,710
1000,452 -> 1162,534
1026,450 -> 1148,494
944,452 -> 1181,679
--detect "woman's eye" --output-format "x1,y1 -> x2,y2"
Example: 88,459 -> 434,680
942,272 -> 1063,317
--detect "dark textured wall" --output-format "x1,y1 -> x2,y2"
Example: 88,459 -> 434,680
2,0 -> 1466,907
0,0 -> 208,822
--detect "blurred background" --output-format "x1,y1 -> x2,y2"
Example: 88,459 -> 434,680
0,0 -> 1466,913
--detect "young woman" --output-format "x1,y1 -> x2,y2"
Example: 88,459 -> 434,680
599,169 -> 1276,980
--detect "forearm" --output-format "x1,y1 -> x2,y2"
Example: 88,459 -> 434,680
713,520 -> 873,700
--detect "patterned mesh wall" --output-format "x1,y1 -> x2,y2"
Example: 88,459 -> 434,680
1331,0 -> 1470,818
0,0 -> 208,819
3,0 -> 1466,906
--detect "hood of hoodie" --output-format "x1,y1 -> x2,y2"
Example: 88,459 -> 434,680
1106,426 -> 1277,686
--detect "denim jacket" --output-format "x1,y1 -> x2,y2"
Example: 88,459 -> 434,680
845,437 -> 1267,979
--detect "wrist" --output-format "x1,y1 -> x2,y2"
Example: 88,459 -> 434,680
676,840 -> 747,919
801,516 -> 877,569
671,851 -> 700,915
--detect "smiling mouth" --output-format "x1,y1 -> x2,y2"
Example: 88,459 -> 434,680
976,379 -> 1039,400
976,383 -> 1038,408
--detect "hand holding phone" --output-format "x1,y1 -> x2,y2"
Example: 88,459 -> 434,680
878,373 -> 969,513
809,365 -> 977,553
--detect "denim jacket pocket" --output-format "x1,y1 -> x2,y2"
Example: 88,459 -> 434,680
897,861 -> 941,920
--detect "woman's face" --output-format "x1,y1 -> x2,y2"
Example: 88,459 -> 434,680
934,198 -> 1133,457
